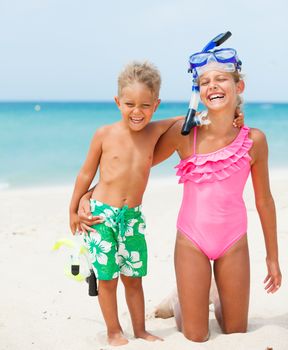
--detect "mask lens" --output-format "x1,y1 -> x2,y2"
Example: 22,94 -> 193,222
214,49 -> 236,61
190,52 -> 210,65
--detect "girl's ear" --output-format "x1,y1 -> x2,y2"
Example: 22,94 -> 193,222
236,80 -> 245,94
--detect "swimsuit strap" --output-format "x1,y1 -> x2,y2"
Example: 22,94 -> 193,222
193,126 -> 197,156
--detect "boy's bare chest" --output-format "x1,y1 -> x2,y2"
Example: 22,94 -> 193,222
101,137 -> 154,170
104,147 -> 152,164
105,134 -> 154,155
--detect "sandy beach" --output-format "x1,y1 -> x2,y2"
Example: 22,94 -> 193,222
1,170 -> 287,350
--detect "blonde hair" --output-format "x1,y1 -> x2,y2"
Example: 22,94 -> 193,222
231,71 -> 244,108
118,61 -> 161,98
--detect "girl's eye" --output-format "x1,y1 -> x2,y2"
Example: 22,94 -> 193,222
200,81 -> 209,86
142,104 -> 151,108
125,103 -> 134,107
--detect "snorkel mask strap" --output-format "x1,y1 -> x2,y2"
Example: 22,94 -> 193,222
181,31 -> 233,136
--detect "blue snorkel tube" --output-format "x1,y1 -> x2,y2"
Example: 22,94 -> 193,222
181,31 -> 232,135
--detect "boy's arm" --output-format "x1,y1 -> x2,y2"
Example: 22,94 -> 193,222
69,128 -> 104,234
233,107 -> 244,128
151,115 -> 184,137
250,129 -> 282,293
152,120 -> 182,166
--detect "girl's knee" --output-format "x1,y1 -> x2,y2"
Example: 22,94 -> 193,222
183,330 -> 209,343
222,322 -> 247,334
182,323 -> 209,343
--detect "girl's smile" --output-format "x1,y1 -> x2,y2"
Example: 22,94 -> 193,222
199,70 -> 244,112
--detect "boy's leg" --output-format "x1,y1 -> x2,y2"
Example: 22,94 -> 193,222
118,206 -> 161,341
98,278 -> 128,346
174,231 -> 211,342
83,200 -> 128,345
213,235 -> 250,334
120,275 -> 162,341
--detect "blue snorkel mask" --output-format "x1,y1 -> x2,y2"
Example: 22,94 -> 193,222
181,31 -> 242,135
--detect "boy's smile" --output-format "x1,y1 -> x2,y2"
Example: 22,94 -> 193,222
115,82 -> 160,131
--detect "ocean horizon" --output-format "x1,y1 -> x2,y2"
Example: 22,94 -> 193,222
1,101 -> 288,189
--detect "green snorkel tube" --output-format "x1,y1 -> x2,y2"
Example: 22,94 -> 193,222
181,31 -> 232,135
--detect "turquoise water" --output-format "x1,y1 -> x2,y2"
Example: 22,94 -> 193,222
0,102 -> 288,188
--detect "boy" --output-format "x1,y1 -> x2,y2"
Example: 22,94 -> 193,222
69,61 -> 181,346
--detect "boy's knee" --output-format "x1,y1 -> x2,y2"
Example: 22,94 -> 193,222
121,275 -> 142,289
99,279 -> 118,292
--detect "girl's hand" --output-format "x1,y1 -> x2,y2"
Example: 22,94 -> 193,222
77,197 -> 104,234
69,212 -> 80,235
264,258 -> 282,293
233,107 -> 244,128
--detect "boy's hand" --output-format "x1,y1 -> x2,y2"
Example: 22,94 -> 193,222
78,197 -> 104,234
233,107 -> 244,128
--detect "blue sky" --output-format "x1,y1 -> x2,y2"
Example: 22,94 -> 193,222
0,0 -> 287,102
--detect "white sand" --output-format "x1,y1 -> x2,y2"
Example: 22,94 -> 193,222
1,170 -> 288,350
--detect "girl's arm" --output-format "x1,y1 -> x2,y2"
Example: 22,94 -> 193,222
250,128 -> 282,293
69,128 -> 104,234
77,186 -> 102,234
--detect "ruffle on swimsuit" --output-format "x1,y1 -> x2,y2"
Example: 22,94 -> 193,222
175,126 -> 253,184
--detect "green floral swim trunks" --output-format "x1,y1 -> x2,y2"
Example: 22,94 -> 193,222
83,199 -> 147,280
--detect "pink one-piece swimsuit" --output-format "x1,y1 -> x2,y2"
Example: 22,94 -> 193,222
176,125 -> 253,260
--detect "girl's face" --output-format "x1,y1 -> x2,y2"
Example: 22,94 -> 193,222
115,82 -> 160,131
199,70 -> 244,112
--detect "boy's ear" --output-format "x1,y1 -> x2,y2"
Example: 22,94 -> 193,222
236,80 -> 245,94
154,98 -> 161,112
114,96 -> 120,107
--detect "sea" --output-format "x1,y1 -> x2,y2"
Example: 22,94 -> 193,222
0,102 -> 287,189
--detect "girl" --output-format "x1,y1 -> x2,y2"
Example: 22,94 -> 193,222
152,47 -> 282,341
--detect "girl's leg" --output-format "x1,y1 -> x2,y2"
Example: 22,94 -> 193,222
121,275 -> 162,341
154,288 -> 178,319
174,231 -> 212,342
154,282 -> 216,319
213,235 -> 250,334
98,278 -> 128,346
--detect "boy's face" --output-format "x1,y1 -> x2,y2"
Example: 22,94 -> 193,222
115,82 -> 160,131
